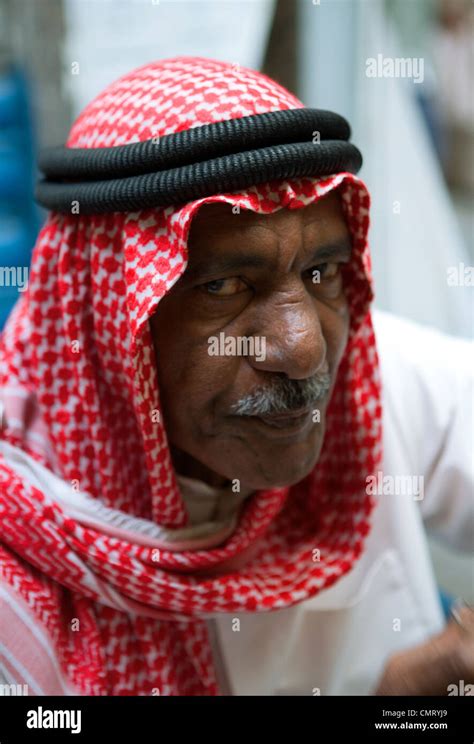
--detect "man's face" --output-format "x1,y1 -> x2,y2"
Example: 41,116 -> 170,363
149,190 -> 351,490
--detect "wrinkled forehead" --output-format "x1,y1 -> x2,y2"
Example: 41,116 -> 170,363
187,189 -> 347,247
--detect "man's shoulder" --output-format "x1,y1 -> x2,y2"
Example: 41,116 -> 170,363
372,309 -> 473,394
371,311 -> 474,551
371,309 -> 473,484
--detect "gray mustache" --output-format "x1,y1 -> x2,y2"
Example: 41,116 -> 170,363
231,372 -> 332,417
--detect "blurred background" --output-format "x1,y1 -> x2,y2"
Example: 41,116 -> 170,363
0,0 -> 472,597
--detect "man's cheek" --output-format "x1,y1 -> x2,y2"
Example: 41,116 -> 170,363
164,350 -> 229,424
324,307 -> 350,368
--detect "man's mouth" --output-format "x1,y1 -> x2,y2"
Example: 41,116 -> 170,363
244,406 -> 316,437
257,407 -> 314,428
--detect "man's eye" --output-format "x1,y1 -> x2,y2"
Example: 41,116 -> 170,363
308,262 -> 340,282
200,277 -> 248,296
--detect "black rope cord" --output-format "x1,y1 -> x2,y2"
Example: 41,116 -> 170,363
38,108 -> 351,180
35,108 -> 362,215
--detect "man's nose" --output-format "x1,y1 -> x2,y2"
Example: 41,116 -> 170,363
249,291 -> 327,380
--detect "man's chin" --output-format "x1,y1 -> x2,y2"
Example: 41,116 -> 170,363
235,440 -> 324,491
172,416 -> 324,491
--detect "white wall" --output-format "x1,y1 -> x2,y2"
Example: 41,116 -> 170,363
298,0 -> 473,339
63,0 -> 276,117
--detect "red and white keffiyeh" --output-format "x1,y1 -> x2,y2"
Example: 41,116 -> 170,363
0,57 -> 382,695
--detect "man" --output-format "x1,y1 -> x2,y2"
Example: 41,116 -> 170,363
0,57 -> 472,696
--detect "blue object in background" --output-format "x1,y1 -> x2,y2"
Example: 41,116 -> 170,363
0,65 -> 41,329
439,589 -> 455,623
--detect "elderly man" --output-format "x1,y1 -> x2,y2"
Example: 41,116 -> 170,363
0,57 -> 472,697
